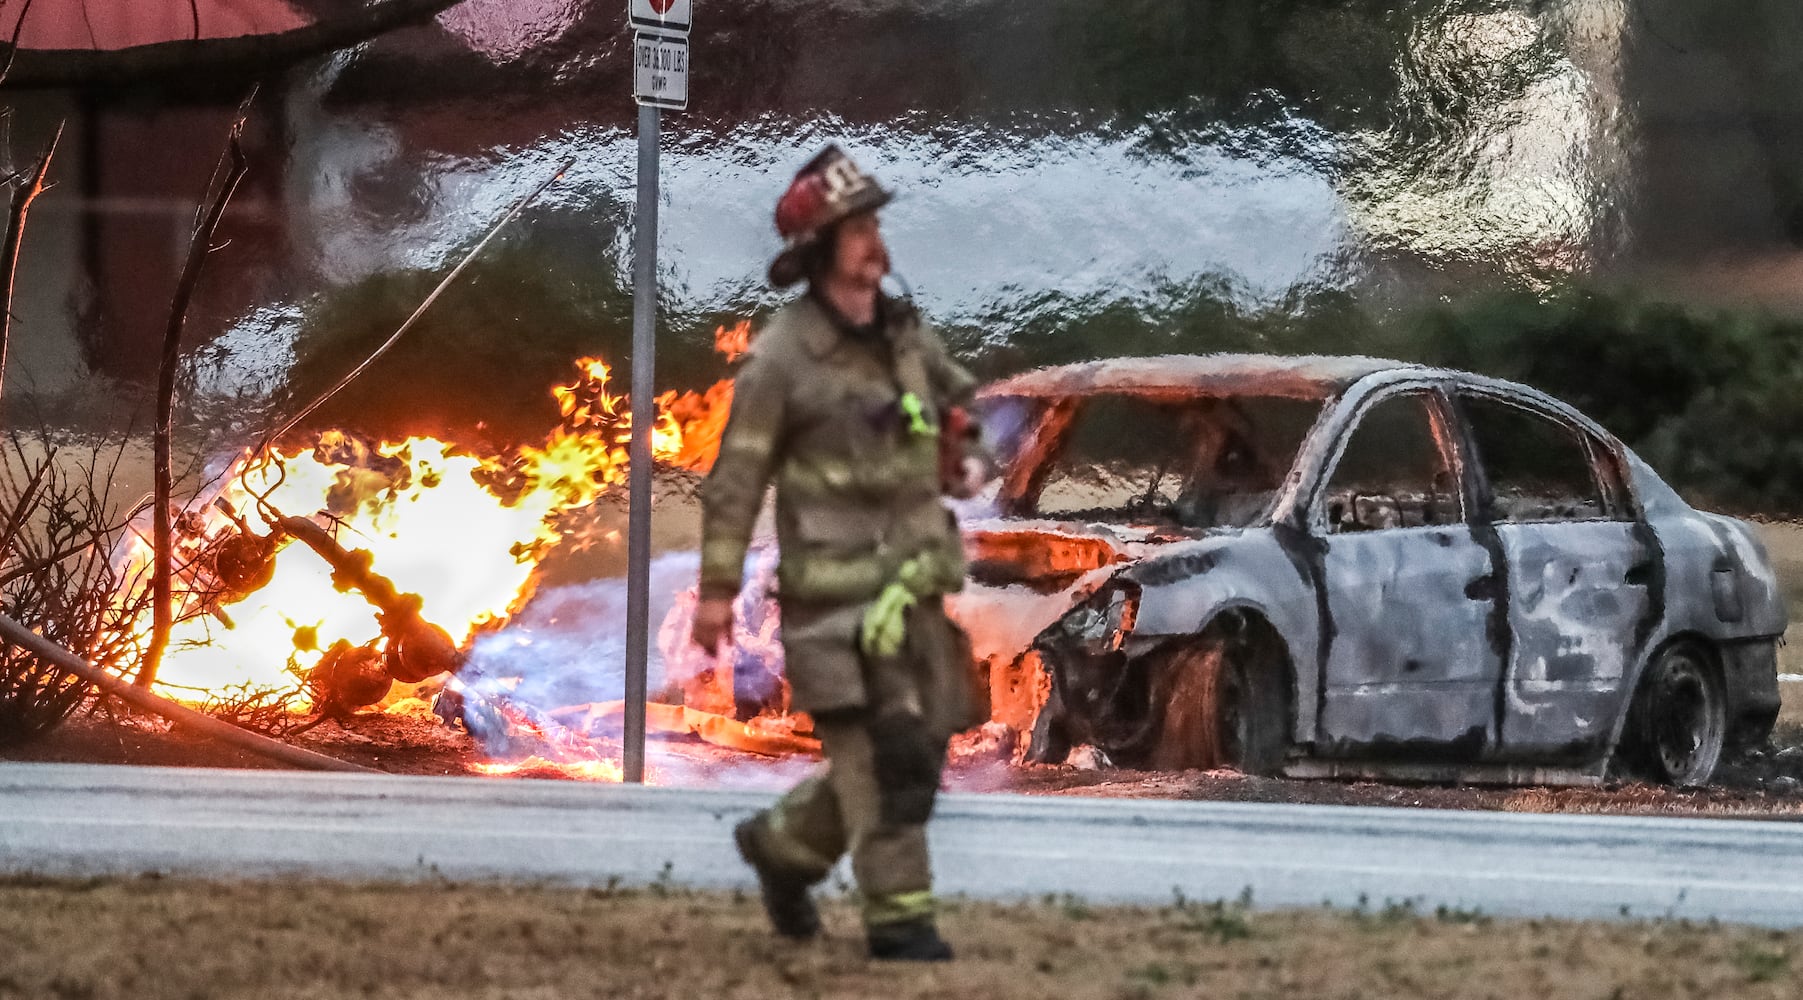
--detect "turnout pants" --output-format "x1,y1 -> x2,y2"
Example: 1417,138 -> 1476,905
752,597 -> 974,928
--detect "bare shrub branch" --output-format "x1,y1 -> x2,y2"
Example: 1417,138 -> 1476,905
0,434 -> 149,745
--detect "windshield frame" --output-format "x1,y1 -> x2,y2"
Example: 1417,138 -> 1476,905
975,387 -> 1330,531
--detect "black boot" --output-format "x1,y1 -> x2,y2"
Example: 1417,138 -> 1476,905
866,918 -> 954,961
733,818 -> 821,940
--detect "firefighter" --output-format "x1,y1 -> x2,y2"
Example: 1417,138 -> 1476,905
691,144 -> 987,961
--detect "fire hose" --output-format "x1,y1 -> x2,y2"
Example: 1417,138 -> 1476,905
0,611 -> 377,773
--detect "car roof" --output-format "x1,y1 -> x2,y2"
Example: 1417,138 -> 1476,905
977,353 -> 1420,401
973,352 -> 1625,448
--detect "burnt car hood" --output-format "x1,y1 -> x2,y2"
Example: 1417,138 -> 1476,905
949,517 -> 1211,663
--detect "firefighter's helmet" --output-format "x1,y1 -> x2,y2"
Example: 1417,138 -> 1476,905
768,144 -> 892,287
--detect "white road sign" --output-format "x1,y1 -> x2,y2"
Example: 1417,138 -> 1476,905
629,0 -> 691,33
634,32 -> 689,110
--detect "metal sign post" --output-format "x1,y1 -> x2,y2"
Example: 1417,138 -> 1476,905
624,0 -> 688,784
624,102 -> 657,785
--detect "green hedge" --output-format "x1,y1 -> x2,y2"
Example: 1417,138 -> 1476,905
949,284 -> 1803,517
1412,287 -> 1803,517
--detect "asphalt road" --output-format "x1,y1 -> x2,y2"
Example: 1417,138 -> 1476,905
4,762 -> 1802,927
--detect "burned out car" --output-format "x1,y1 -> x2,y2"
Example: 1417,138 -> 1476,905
953,355 -> 1785,786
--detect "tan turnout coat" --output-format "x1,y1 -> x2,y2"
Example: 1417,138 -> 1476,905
698,293 -> 978,715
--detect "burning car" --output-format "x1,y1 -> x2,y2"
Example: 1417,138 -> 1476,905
956,354 -> 1785,787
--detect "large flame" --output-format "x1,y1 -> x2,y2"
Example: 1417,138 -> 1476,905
124,322 -> 756,766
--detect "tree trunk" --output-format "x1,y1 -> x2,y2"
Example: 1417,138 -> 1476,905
139,95 -> 253,689
0,123 -> 58,394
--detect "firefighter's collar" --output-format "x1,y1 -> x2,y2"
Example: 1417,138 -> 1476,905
799,290 -> 922,358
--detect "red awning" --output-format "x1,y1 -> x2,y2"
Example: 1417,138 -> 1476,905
13,0 -> 309,51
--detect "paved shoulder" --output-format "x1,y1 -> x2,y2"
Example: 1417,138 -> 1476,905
5,763 -> 1802,927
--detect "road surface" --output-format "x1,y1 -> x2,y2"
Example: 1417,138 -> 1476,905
3,762 -> 1801,926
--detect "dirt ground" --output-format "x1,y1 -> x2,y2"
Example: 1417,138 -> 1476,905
1,877 -> 1798,1000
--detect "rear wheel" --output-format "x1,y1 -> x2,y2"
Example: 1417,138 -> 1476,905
1151,623 -> 1287,774
1625,641 -> 1726,787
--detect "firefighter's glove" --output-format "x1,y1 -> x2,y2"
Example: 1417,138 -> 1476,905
861,581 -> 917,659
898,392 -> 937,439
860,556 -> 933,659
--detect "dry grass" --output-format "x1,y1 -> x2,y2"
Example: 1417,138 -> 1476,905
1499,784 -> 1803,816
0,877 -> 1800,1000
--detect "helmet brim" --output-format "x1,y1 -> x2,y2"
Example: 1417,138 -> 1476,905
767,185 -> 893,288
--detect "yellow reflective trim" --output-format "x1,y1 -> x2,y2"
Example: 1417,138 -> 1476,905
780,557 -> 888,603
701,538 -> 750,585
775,540 -> 968,605
863,889 -> 936,926
780,447 -> 938,499
718,431 -> 776,457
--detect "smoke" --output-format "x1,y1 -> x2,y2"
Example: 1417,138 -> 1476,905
459,551 -> 701,711
451,547 -> 817,789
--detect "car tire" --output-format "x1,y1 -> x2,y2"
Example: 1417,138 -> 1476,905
1023,685 -> 1073,765
1151,626 -> 1286,775
1625,640 -> 1727,787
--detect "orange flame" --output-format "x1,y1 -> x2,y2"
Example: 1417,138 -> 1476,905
656,382 -> 733,474
131,326 -> 749,710
714,319 -> 752,363
471,758 -> 626,782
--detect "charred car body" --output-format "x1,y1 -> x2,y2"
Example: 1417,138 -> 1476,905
954,355 -> 1785,786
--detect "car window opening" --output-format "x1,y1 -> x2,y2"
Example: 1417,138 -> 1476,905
1006,393 -> 1324,529
1459,394 -> 1615,523
1324,391 -> 1462,533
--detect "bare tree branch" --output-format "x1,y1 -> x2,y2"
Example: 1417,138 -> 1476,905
0,0 -> 36,88
140,90 -> 254,690
0,0 -> 468,91
0,120 -> 56,393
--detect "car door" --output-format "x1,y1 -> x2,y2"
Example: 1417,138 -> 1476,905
1455,391 -> 1652,757
1315,387 -> 1505,756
